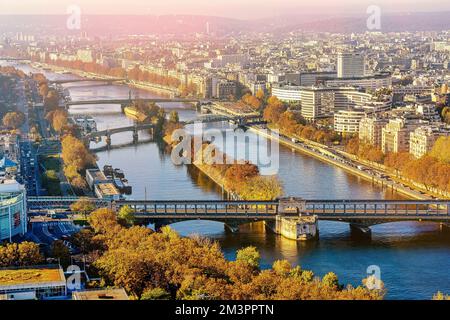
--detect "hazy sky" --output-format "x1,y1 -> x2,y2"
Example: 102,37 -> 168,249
1,0 -> 449,19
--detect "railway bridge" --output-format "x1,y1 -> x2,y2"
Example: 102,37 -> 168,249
27,197 -> 450,236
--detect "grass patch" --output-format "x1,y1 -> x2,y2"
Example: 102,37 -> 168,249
42,169 -> 62,196
39,155 -> 61,171
0,268 -> 63,286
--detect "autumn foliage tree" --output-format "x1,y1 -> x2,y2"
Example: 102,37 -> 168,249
263,96 -> 287,124
241,93 -> 262,110
0,242 -> 43,267
46,109 -> 68,133
61,135 -> 96,171
2,111 -> 25,129
84,208 -> 385,300
61,135 -> 96,191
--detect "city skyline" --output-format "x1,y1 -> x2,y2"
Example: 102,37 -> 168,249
1,0 -> 450,19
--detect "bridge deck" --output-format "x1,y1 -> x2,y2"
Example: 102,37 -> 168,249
26,197 -> 450,222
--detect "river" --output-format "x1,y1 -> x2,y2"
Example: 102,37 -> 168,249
8,62 -> 450,299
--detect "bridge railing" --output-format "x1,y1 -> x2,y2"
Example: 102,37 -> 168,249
118,200 -> 279,217
26,197 -> 450,219
305,200 -> 450,217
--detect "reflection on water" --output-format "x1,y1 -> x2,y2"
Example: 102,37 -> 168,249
65,81 -> 450,300
6,62 -> 450,299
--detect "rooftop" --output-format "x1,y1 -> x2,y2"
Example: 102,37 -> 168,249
0,266 -> 66,289
72,288 -> 129,300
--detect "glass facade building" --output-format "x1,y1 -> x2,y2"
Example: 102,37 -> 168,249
0,180 -> 27,242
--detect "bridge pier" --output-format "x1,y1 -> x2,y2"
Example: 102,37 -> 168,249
224,223 -> 240,233
439,223 -> 450,232
105,133 -> 111,148
349,223 -> 372,238
132,129 -> 139,144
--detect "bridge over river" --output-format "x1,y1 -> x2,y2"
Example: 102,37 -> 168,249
27,197 -> 450,236
65,98 -> 200,110
83,113 -> 263,147
50,78 -> 126,85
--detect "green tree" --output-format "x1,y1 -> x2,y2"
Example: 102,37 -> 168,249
322,272 -> 340,289
141,287 -> 171,300
236,246 -> 260,269
118,205 -> 136,226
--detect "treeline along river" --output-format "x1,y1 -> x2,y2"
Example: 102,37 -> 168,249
6,62 -> 450,299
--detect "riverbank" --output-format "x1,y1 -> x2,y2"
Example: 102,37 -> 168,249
32,62 -> 181,97
249,126 -> 430,201
163,134 -> 282,200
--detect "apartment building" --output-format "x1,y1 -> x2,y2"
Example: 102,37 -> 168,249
334,109 -> 366,134
382,117 -> 424,153
359,115 -> 388,147
409,125 -> 450,159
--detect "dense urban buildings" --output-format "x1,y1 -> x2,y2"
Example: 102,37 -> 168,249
0,2 -> 449,305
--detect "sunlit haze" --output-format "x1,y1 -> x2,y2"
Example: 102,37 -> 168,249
1,0 -> 450,18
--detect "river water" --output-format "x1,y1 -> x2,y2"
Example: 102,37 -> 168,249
10,63 -> 450,299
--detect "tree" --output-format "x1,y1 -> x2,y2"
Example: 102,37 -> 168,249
345,137 -> 360,155
241,93 -> 262,110
51,240 -> 71,268
429,136 -> 450,163
61,135 -> 96,171
255,89 -> 265,101
168,110 -> 179,124
118,205 -> 136,226
236,246 -> 260,270
0,242 -> 43,267
239,176 -> 283,200
441,107 -> 450,124
263,96 -> 287,124
70,197 -> 96,219
88,208 -> 120,235
2,111 -> 25,129
322,272 -> 340,289
70,229 -> 99,254
49,109 -> 68,133
272,260 -> 292,276
224,162 -> 259,191
141,287 -> 171,300
44,89 -> 59,110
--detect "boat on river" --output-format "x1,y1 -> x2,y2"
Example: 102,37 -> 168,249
123,105 -> 148,122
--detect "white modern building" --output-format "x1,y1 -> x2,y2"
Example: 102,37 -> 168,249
334,109 -> 366,134
271,84 -> 382,120
326,73 -> 392,91
0,179 -> 27,242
